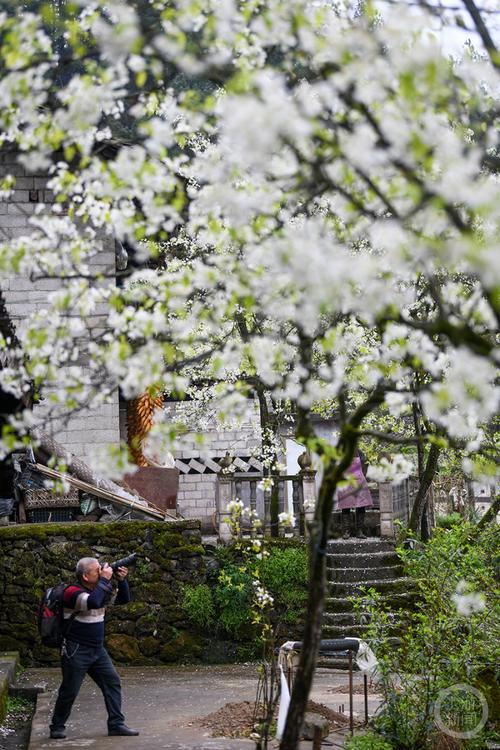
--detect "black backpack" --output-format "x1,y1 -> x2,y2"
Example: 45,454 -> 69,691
37,583 -> 76,648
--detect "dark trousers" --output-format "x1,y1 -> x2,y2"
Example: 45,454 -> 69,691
50,641 -> 125,732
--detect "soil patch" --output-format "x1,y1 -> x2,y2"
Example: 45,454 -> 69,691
200,699 -> 349,738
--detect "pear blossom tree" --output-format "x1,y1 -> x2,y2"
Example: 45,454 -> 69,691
0,1 -> 499,747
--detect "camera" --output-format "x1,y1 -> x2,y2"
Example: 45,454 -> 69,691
108,553 -> 138,573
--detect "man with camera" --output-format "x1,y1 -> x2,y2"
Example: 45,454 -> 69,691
49,556 -> 139,740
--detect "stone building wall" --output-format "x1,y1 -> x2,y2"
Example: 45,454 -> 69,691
0,149 -> 120,459
0,520 -> 205,666
163,401 -> 263,531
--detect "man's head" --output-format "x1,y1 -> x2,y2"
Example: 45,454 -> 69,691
76,557 -> 101,589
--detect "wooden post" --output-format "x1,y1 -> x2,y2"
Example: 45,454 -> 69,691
312,726 -> 322,750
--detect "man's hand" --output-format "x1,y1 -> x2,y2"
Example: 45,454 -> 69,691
100,563 -> 113,581
116,566 -> 128,581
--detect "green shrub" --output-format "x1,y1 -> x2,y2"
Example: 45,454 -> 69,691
354,522 -> 500,749
261,546 -> 308,623
345,732 -> 394,750
214,564 -> 254,640
205,542 -> 308,642
181,584 -> 214,630
436,511 -> 463,529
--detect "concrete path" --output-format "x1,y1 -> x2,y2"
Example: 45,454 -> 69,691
22,664 -> 380,750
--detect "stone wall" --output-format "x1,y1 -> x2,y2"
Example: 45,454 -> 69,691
0,149 -> 120,460
0,520 -> 206,666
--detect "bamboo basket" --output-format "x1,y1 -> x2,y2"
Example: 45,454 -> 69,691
23,488 -> 80,509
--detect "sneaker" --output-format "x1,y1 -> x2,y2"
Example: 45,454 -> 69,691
108,725 -> 140,736
50,729 -> 67,739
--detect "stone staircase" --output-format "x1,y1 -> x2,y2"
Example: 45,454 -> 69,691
320,538 -> 413,666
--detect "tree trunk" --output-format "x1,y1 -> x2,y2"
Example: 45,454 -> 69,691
409,443 -> 441,534
280,387 -> 384,748
279,459 -> 346,749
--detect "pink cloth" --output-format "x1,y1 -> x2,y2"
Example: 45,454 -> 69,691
336,455 -> 373,510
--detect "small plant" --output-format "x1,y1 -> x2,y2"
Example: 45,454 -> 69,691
6,695 -> 33,716
214,564 -> 254,639
181,584 -> 215,630
345,732 -> 394,750
134,557 -> 151,577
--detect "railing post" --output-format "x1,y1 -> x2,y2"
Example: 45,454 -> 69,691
301,469 -> 317,537
378,482 -> 395,538
217,475 -> 233,542
292,479 -> 301,538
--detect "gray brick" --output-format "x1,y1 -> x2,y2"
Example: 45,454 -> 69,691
0,164 -> 25,176
186,491 -> 203,499
11,190 -> 30,203
8,202 -> 37,215
33,177 -> 49,189
0,214 -> 29,227
4,291 -> 36,303
3,227 -> 30,239
88,429 -> 119,442
14,177 -> 35,189
33,278 -> 61,291
7,277 -> 36,291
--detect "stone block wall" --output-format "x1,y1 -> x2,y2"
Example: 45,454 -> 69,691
0,520 -> 205,666
0,149 -> 120,460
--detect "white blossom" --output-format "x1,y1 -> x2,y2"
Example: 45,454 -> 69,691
452,580 -> 486,617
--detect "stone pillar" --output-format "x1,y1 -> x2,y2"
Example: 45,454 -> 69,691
301,469 -> 317,537
217,474 -> 233,542
378,482 -> 395,538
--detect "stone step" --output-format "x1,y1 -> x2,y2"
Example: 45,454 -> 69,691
326,551 -> 401,569
326,538 -> 396,555
326,565 -> 403,583
325,591 -> 415,613
327,578 -> 412,597
320,623 -> 402,639
322,611 -> 403,626
322,610 -> 358,626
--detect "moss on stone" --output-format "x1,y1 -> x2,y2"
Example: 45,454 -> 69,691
0,636 -> 24,653
111,602 -> 149,620
135,613 -> 158,637
159,632 -> 203,663
168,544 -> 205,557
0,520 -> 208,666
139,637 -> 160,656
105,620 -> 136,636
133,583 -> 175,606
106,634 -> 141,663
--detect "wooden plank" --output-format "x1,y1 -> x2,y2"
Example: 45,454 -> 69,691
34,464 -> 169,521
